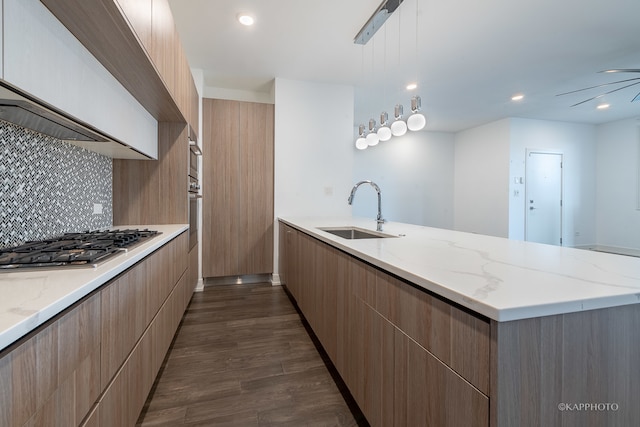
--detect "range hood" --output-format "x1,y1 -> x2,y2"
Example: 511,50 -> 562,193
0,81 -> 150,159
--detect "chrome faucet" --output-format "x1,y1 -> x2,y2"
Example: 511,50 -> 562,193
348,180 -> 386,231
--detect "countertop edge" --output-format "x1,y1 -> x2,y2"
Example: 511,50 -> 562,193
0,224 -> 188,352
278,217 -> 640,322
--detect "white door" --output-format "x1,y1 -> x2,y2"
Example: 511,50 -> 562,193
525,151 -> 563,245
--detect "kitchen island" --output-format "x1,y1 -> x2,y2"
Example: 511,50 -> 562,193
0,224 -> 191,426
279,217 -> 640,427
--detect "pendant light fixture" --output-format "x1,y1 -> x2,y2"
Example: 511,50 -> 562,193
352,0 -> 430,150
406,0 -> 427,132
377,112 -> 392,141
390,104 -> 407,136
355,124 -> 368,150
407,95 -> 426,131
366,119 -> 380,146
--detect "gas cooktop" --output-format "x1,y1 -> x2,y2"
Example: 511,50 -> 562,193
0,229 -> 160,270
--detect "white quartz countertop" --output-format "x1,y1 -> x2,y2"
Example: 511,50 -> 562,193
279,217 -> 640,322
0,224 -> 188,352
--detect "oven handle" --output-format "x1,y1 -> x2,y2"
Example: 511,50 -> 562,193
189,139 -> 203,155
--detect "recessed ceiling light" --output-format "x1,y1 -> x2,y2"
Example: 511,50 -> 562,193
511,94 -> 524,101
237,13 -> 255,26
406,83 -> 417,90
597,103 -> 610,110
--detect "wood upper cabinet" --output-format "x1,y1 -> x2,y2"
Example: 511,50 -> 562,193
116,0 -> 152,52
148,0 -> 199,133
150,0 -> 177,100
203,99 -> 274,278
40,0 -> 200,133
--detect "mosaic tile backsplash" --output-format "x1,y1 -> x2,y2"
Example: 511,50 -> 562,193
0,120 -> 112,249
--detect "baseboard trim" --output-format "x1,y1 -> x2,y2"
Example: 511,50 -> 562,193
203,274 -> 274,286
271,273 -> 282,286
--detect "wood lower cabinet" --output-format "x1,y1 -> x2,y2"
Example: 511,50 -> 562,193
98,272 -> 191,426
0,293 -> 101,427
280,221 -> 640,426
0,231 -> 190,427
188,246 -> 199,290
279,222 -> 489,426
394,328 -> 488,426
202,99 -> 274,278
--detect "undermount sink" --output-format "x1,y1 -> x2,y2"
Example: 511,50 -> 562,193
318,226 -> 397,240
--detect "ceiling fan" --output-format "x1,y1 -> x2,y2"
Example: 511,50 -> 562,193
557,69 -> 640,107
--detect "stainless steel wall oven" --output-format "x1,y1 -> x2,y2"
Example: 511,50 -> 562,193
188,128 -> 202,251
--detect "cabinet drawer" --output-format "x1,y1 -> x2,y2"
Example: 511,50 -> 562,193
375,272 -> 490,394
395,329 -> 489,426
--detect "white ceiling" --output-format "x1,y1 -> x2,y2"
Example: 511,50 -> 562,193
168,0 -> 640,132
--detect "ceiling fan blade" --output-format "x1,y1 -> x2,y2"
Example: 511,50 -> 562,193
570,81 -> 640,107
557,77 -> 640,96
599,69 -> 640,74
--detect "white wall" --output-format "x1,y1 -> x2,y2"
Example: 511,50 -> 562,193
509,118 -> 597,246
595,117 -> 640,249
352,131 -> 454,229
273,78 -> 354,272
454,119 -> 511,237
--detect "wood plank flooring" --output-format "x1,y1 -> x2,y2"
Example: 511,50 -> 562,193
136,283 -> 368,426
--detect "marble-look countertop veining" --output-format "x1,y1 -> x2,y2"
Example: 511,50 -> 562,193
0,224 -> 189,352
279,217 -> 640,322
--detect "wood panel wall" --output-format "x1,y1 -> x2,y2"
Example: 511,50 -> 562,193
202,98 -> 274,278
113,121 -> 188,225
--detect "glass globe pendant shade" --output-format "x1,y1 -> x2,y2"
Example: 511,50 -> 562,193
391,104 -> 407,136
377,126 -> 392,141
366,132 -> 380,146
355,137 -> 368,150
407,113 -> 426,131
390,120 -> 407,136
377,112 -> 392,141
407,95 -> 426,131
366,118 -> 379,146
355,124 -> 367,150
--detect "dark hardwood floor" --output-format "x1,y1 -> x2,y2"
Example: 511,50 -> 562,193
136,282 -> 368,426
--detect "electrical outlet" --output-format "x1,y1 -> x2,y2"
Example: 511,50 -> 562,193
93,203 -> 103,215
